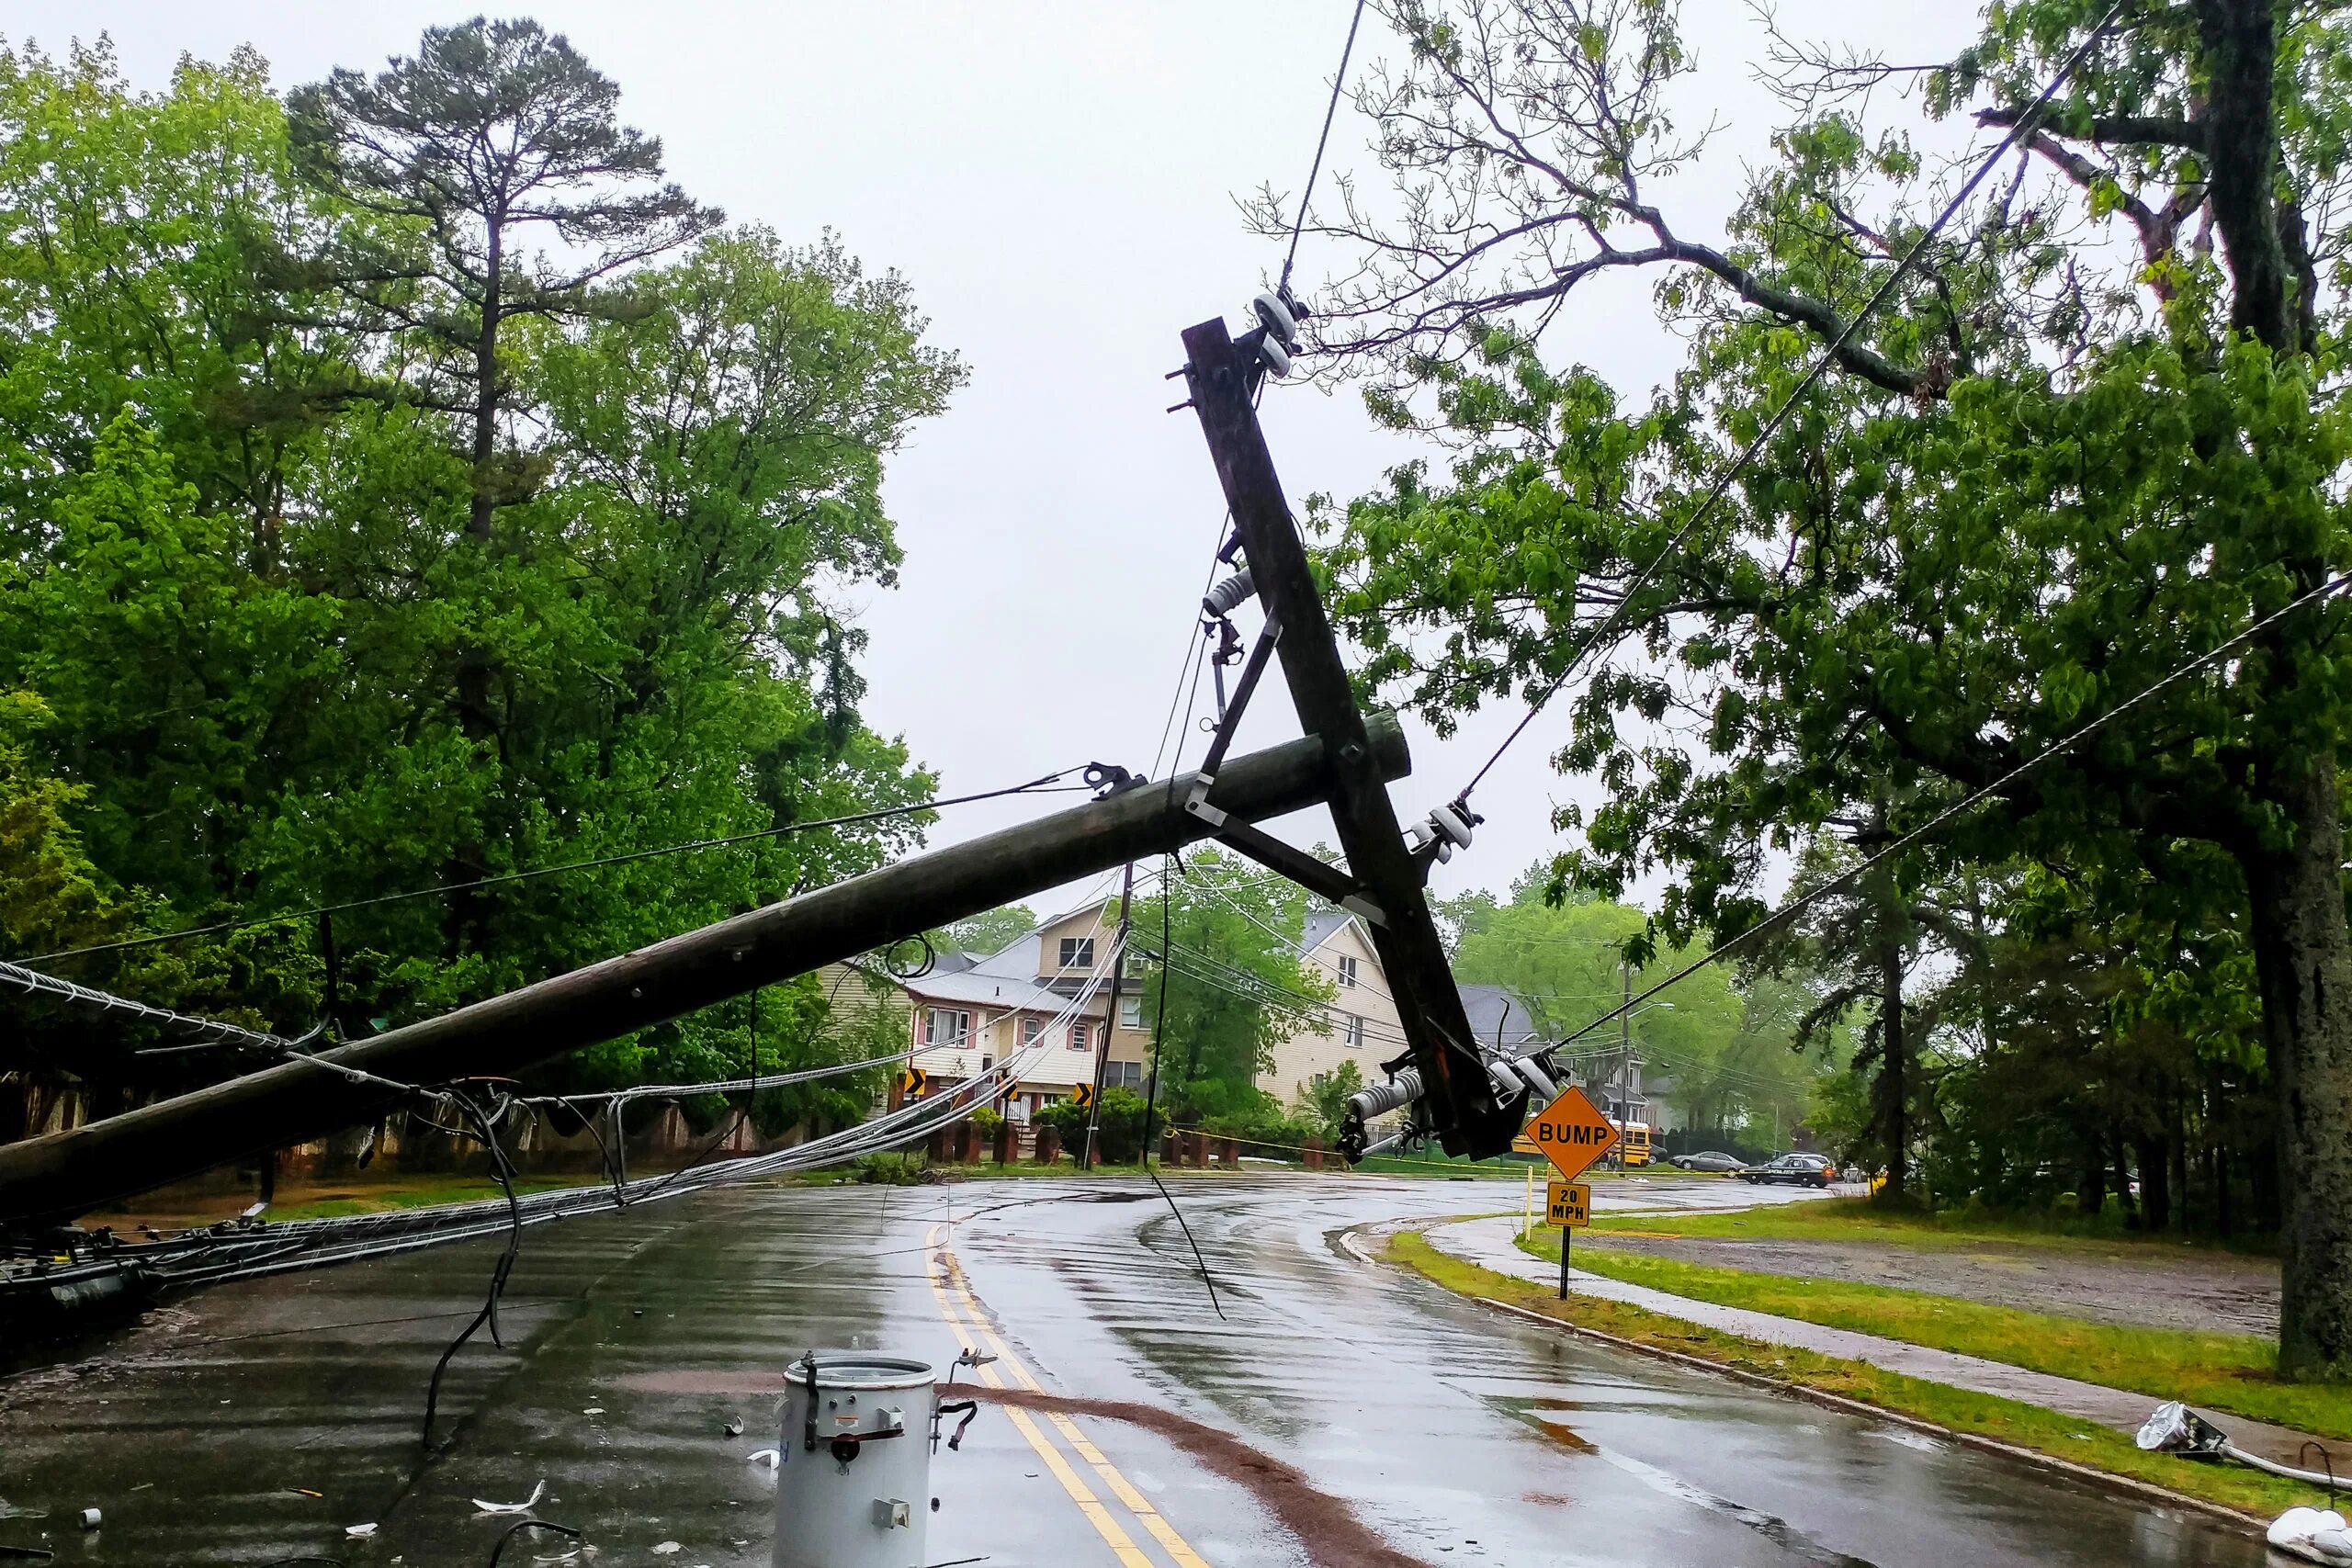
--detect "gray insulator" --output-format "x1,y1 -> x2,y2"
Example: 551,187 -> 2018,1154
1203,570 -> 1256,617
1260,335 -> 1293,378
1254,291 -> 1299,347
1513,1056 -> 1560,1100
1345,1067 -> 1421,1124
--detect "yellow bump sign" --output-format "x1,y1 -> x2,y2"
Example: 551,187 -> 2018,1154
1522,1085 -> 1619,1181
1546,1180 -> 1590,1228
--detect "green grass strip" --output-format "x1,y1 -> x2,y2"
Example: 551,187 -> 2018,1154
1513,1227 -> 2351,1441
1385,1229 -> 2305,1522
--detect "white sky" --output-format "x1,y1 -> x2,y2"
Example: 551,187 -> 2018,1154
22,1 -> 1984,911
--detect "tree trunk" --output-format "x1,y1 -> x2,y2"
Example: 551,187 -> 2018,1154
469,220 -> 503,543
2215,1140 -> 2233,1238
2136,1134 -> 2172,1232
1877,937 -> 1908,1202
2254,1118 -> 2283,1233
2194,0 -> 2296,349
2243,755 -> 2352,1376
2078,1127 -> 2109,1221
2170,1113 -> 2191,1234
447,221 -> 506,953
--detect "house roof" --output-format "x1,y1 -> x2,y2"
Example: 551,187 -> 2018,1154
1458,982 -> 1544,1050
1302,908 -> 1353,953
902,897 -> 1122,1011
900,964 -> 1108,1013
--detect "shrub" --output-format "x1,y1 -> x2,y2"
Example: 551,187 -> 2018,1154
850,1151 -> 930,1185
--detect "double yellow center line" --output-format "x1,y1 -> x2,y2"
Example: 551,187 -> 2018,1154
923,1223 -> 1212,1568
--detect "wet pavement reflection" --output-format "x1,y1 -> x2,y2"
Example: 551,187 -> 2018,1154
0,1175 -> 2271,1567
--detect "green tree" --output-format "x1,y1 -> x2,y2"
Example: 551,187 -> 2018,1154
1296,1057 -> 1365,1139
1295,0 -> 2352,1375
1450,874 -> 1750,1129
288,16 -> 720,545
1140,851 -> 1333,1124
937,903 -> 1037,959
0,38 -> 955,1132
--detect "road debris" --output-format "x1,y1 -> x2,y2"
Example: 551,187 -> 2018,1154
472,1479 -> 548,1514
2269,1507 -> 2352,1564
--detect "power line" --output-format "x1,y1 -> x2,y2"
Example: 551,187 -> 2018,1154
1282,0 -> 1371,294
1451,0 -> 2135,807
1531,568 -> 2352,1056
25,769 -> 1091,966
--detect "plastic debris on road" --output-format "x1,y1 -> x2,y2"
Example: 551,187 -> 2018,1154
470,1479 -> 548,1514
2270,1507 -> 2352,1564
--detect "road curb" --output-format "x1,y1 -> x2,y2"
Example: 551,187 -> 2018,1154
1338,1224 -> 2269,1540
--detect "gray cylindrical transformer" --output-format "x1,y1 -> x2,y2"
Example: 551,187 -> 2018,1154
774,1351 -> 938,1568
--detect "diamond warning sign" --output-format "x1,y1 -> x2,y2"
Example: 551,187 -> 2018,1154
1522,1086 -> 1619,1182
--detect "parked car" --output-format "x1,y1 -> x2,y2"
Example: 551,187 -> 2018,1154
1668,1150 -> 1747,1172
1741,1153 -> 1837,1188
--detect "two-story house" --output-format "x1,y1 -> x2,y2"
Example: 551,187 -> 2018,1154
1256,910 -> 1550,1115
821,900 -> 1153,1122
1258,908 -> 1405,1103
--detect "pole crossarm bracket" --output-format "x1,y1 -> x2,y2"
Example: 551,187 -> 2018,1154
1211,819 -> 1384,928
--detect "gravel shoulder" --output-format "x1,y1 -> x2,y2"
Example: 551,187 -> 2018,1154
1586,1232 -> 2281,1337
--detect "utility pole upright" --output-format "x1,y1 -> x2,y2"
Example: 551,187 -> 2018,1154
1081,862 -> 1134,1168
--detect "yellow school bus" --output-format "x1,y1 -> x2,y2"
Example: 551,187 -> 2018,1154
1609,1118 -> 1653,1167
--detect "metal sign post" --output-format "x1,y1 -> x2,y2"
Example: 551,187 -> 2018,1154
1544,1179 -> 1591,1301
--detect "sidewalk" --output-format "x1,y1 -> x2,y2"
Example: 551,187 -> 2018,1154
1424,1213 -> 2326,1470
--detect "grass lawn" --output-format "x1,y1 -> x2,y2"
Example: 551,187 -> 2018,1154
1589,1192 -> 2277,1256
1385,1230 -> 2308,1521
1512,1227 -> 2351,1441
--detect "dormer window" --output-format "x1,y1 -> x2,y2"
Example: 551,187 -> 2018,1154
1057,936 -> 1095,970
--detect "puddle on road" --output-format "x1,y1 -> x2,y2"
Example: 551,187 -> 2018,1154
1491,1394 -> 1598,1453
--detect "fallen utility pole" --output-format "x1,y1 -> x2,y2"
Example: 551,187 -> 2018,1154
1179,315 -> 1520,1158
0,720 -> 1408,1224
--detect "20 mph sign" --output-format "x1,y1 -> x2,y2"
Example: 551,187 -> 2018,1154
1523,1087 -> 1619,1182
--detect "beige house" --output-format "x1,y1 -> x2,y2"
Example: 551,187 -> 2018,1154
1257,910 -> 1547,1113
1259,909 -> 1405,1105
820,900 -> 1151,1122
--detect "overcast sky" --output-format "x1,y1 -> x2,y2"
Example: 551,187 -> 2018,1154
21,1 -> 1984,912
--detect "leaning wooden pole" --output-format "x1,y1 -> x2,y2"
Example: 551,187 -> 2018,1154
0,719 -> 1408,1224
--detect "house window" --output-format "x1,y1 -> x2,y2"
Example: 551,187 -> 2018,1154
923,1008 -> 970,1047
1105,1060 -> 1144,1089
1118,994 -> 1143,1031
1124,950 -> 1148,978
1337,954 -> 1358,988
1069,1021 -> 1091,1052
1342,1013 -> 1364,1048
980,1055 -> 993,1072
1058,936 -> 1095,969
1021,1016 -> 1043,1046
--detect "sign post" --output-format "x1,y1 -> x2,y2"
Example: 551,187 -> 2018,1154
1523,1088 -> 1615,1302
1544,1179 -> 1591,1300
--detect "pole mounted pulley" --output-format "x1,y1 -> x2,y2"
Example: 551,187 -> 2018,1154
1248,289 -> 1308,379
1406,802 -> 1478,872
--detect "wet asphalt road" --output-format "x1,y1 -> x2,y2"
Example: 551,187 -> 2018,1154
0,1174 -> 2268,1567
